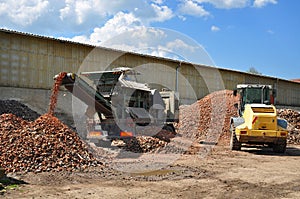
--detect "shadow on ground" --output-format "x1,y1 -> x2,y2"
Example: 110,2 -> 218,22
241,145 -> 300,156
0,176 -> 28,195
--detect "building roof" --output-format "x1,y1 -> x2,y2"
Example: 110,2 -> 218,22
291,79 -> 300,83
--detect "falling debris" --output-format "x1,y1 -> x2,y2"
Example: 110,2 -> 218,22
48,72 -> 67,115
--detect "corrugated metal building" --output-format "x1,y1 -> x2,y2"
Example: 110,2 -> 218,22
1,28 -> 300,106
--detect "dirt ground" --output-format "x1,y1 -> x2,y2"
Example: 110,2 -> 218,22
2,143 -> 300,199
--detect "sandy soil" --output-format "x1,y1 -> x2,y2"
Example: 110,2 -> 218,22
2,143 -> 300,199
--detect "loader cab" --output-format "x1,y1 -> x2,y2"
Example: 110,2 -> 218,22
234,84 -> 274,115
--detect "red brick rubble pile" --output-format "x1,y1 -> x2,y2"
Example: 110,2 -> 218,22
117,129 -> 176,153
0,113 -> 102,173
123,136 -> 168,153
177,90 -> 239,145
277,109 -> 300,144
115,90 -> 239,153
0,72 -> 103,173
113,90 -> 239,154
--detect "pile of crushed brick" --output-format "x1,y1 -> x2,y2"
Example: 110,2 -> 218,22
177,90 -> 239,145
0,113 -> 103,173
122,90 -> 239,154
278,109 -> 300,144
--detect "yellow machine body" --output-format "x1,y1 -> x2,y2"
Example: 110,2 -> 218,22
235,104 -> 288,143
230,84 -> 288,153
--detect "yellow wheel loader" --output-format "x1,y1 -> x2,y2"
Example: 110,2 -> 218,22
230,84 -> 288,153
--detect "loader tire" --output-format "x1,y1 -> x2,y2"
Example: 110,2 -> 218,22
273,140 -> 286,153
230,123 -> 241,151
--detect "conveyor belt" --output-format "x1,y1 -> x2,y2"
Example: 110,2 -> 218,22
61,73 -> 114,118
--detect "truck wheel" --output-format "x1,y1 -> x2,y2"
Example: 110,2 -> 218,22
273,140 -> 286,153
230,123 -> 241,151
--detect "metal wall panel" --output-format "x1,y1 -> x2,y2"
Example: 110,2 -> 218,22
1,29 -> 300,106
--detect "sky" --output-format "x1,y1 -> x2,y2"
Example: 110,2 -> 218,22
0,0 -> 299,80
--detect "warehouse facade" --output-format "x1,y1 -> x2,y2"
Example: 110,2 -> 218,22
1,28 -> 300,106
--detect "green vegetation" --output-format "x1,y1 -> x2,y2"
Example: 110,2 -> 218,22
247,67 -> 262,75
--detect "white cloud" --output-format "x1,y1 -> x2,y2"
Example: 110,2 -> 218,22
131,27 -> 166,41
0,0 -> 279,57
60,0 -> 91,24
150,3 -> 173,22
178,0 -> 210,17
196,0 -> 250,9
253,0 -> 277,8
211,25 -> 220,32
89,12 -> 143,45
101,27 -> 169,55
0,0 -> 49,26
58,0 -> 173,29
166,39 -> 199,53
59,0 -> 123,25
152,0 -> 164,5
0,0 -> 175,35
69,26 -> 207,64
61,35 -> 90,44
178,15 -> 187,21
59,12 -> 142,46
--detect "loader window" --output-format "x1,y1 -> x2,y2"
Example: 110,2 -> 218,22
243,87 -> 271,104
244,88 -> 262,104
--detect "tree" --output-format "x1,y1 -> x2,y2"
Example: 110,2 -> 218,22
247,67 -> 262,75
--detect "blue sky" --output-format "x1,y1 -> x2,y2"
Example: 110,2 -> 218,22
0,0 -> 299,80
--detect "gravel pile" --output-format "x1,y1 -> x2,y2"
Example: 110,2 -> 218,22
0,72 -> 104,173
121,90 -> 239,154
0,100 -> 40,121
112,129 -> 175,153
277,109 -> 300,144
123,136 -> 167,153
177,90 -> 239,144
0,113 -> 103,173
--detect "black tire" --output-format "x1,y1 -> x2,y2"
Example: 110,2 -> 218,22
273,140 -> 287,153
163,124 -> 175,133
230,123 -> 241,151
